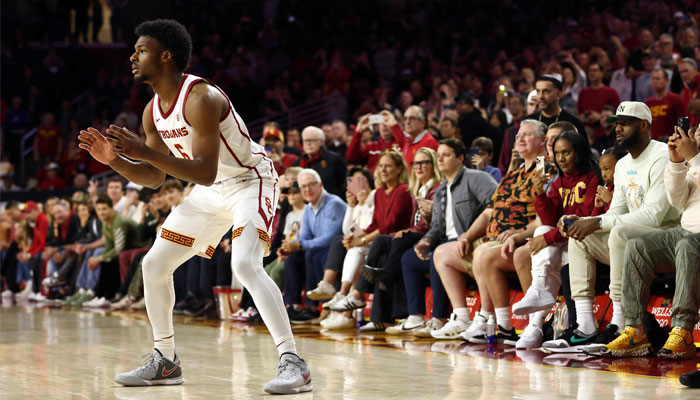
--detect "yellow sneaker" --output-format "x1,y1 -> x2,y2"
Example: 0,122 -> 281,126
603,326 -> 652,357
657,327 -> 697,360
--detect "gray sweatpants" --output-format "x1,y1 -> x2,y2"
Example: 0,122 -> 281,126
622,227 -> 700,330
568,223 -> 664,302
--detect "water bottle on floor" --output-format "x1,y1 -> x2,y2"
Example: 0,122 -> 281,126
486,315 -> 496,344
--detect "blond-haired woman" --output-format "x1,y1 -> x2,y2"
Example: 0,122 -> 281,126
326,149 -> 437,329
323,150 -> 413,325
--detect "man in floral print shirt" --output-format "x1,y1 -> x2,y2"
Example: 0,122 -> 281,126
430,119 -> 555,341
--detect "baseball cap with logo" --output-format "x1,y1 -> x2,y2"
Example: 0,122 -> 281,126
605,101 -> 652,124
264,128 -> 285,142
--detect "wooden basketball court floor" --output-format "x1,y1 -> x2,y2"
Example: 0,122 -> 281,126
1,304 -> 698,399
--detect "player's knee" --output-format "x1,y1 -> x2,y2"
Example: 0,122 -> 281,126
141,252 -> 166,281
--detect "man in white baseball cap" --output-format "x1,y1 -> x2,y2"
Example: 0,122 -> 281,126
540,100 -> 681,353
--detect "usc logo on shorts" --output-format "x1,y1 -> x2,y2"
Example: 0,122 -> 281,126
265,197 -> 273,216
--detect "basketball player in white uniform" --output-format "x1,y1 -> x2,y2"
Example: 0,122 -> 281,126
77,19 -> 311,394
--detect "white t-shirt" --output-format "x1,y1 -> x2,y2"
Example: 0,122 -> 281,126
444,183 -> 458,240
601,140 -> 681,229
283,208 -> 305,241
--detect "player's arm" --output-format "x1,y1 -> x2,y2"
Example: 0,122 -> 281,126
108,84 -> 224,186
78,99 -> 168,189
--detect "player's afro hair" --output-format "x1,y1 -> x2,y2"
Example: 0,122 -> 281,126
135,19 -> 192,72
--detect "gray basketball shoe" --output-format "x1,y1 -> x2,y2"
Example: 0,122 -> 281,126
263,353 -> 313,394
114,349 -> 184,386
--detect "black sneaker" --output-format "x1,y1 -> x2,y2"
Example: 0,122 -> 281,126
185,299 -> 214,318
542,324 -> 598,353
680,369 -> 700,388
593,324 -> 621,344
497,326 -> 520,346
247,312 -> 264,323
286,305 -> 301,319
470,325 -> 520,345
290,308 -> 320,324
361,264 -> 384,285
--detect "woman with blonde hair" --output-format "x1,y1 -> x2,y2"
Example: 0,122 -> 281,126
321,150 -> 413,326
326,148 -> 439,330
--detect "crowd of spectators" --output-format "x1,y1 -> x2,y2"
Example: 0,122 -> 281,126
2,0 -> 700,388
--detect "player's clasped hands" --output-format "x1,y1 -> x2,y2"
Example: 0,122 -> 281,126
77,125 -> 149,163
105,125 -> 150,160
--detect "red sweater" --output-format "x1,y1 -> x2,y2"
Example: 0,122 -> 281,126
646,92 -> 685,140
578,86 -> 620,141
681,74 -> 700,128
390,124 -> 439,166
27,213 -> 48,256
364,183 -> 413,234
346,127 -> 402,171
535,171 -> 602,244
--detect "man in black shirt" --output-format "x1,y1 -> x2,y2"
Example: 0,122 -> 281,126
526,75 -> 586,137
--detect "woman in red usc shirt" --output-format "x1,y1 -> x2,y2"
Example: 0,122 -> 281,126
511,130 -> 603,349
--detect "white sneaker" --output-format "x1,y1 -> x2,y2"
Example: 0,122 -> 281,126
385,318 -> 425,335
461,314 -> 488,342
512,286 -> 556,315
93,297 -> 112,308
130,298 -> 146,310
515,324 -> 544,349
32,292 -> 47,302
328,295 -> 366,311
1,290 -> 13,298
430,313 -> 470,339
322,292 -> 346,310
229,307 -> 256,321
414,318 -> 445,338
358,321 -> 386,332
110,296 -> 135,310
322,313 -> 355,330
83,297 -> 102,308
306,281 -> 336,301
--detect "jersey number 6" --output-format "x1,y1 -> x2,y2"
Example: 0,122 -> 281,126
174,144 -> 191,159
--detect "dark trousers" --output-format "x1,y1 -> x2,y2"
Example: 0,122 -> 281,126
28,254 -> 44,293
94,258 -> 120,299
366,232 -> 423,284
324,235 -> 347,273
561,264 -> 576,328
116,252 -> 146,296
401,244 -> 450,319
283,246 -> 329,306
1,243 -> 20,292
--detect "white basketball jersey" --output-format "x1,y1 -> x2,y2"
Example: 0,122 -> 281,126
151,74 -> 272,182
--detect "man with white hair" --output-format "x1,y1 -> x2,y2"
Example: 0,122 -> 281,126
678,58 -> 700,127
430,119 -> 556,342
279,169 -> 346,323
293,126 -> 346,197
383,105 -> 439,165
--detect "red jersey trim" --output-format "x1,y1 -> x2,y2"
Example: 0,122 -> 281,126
157,74 -> 189,119
150,100 -> 155,127
181,78 -> 206,126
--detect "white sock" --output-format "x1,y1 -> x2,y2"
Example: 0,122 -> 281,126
155,334 -> 175,361
479,309 -> 494,322
529,310 -> 547,329
453,307 -> 471,323
575,299 -> 596,335
406,315 -> 424,326
495,307 -> 513,330
611,301 -> 624,330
